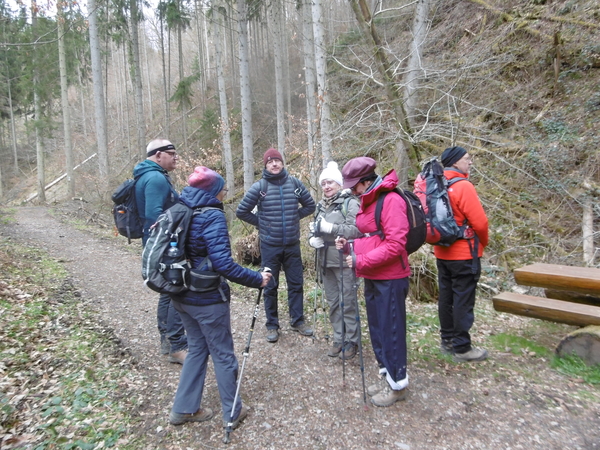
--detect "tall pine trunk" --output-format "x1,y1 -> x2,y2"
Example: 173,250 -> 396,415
312,0 -> 332,164
58,5 -> 75,197
214,4 -> 234,199
32,5 -> 45,202
301,0 -> 318,193
238,0 -> 254,190
129,0 -> 146,158
270,0 -> 285,155
88,0 -> 109,181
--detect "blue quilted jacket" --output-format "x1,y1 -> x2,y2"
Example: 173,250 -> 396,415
236,169 -> 315,246
171,186 -> 263,306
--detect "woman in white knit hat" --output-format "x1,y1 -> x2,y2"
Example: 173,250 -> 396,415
308,161 -> 362,359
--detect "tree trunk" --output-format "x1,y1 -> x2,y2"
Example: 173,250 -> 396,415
312,0 -> 332,165
129,0 -> 146,158
4,59 -> 18,175
177,22 -> 187,149
88,0 -> 109,181
302,0 -> 318,194
238,0 -> 254,190
160,13 -> 170,137
583,198 -> 595,266
58,5 -> 75,197
227,7 -> 238,109
281,1 -> 292,138
270,0 -> 285,155
404,0 -> 430,129
215,5 -> 234,200
194,0 -> 206,113
142,27 -> 154,122
32,5 -> 45,202
557,325 -> 600,366
122,48 -> 133,157
350,0 -> 419,183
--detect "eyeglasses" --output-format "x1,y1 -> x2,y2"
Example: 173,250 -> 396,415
162,150 -> 178,158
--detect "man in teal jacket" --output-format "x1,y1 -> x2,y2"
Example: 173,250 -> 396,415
134,138 -> 187,364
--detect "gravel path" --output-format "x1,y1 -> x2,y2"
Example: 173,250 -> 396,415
9,205 -> 600,450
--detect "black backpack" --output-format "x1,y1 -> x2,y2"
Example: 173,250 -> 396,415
373,188 -> 427,255
141,203 -> 225,297
112,178 -> 143,244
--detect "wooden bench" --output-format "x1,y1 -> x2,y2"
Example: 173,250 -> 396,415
492,263 -> 600,364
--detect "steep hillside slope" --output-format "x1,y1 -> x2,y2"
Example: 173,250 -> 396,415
327,0 -> 600,269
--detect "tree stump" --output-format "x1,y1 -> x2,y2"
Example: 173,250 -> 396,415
556,325 -> 600,365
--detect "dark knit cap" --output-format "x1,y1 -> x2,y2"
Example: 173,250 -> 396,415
341,157 -> 377,189
441,146 -> 467,167
263,148 -> 284,166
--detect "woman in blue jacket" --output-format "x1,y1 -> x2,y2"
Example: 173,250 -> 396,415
169,167 -> 271,430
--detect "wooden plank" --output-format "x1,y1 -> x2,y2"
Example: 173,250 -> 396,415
493,292 -> 600,327
544,289 -> 600,307
514,263 -> 600,296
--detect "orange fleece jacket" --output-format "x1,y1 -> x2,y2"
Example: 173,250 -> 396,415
433,170 -> 489,260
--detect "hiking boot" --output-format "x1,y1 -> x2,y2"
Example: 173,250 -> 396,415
327,342 -> 343,357
169,349 -> 188,365
266,329 -> 279,343
290,322 -> 313,337
367,378 -> 387,397
224,404 -> 248,430
339,342 -> 357,360
371,386 -> 408,407
160,338 -> 170,355
169,407 -> 214,425
453,347 -> 488,362
440,340 -> 453,355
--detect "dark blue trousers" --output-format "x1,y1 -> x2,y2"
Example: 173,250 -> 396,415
158,293 -> 187,353
260,241 -> 305,329
364,277 -> 409,385
436,258 -> 481,353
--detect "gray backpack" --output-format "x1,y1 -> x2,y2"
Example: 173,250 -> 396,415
141,203 -> 221,295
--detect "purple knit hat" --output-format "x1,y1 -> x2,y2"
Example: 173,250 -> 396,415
188,166 -> 225,197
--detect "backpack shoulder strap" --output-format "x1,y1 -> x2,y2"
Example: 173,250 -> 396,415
340,196 -> 352,218
290,176 -> 302,198
447,177 -> 469,187
374,191 -> 391,241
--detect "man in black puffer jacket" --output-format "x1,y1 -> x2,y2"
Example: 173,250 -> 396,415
236,148 -> 316,343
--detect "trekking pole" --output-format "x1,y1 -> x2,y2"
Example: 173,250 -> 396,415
338,247 -> 346,387
223,267 -> 271,444
350,242 -> 368,410
313,249 -> 319,337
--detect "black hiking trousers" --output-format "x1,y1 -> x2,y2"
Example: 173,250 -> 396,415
436,257 -> 481,354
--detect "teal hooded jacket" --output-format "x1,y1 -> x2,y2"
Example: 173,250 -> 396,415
133,160 -> 179,245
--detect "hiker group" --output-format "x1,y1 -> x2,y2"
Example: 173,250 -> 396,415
115,139 -> 489,433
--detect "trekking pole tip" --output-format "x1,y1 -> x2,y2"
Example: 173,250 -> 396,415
223,428 -> 232,444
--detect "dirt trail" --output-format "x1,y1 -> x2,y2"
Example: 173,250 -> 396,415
8,206 -> 600,450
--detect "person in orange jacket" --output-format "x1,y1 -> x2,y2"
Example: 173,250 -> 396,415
435,146 -> 489,362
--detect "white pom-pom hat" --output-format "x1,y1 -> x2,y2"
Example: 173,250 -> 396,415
318,161 -> 343,187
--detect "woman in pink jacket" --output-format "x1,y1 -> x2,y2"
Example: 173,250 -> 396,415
338,157 -> 410,408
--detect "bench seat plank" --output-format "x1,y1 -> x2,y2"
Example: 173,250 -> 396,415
514,263 -> 600,296
493,292 -> 600,327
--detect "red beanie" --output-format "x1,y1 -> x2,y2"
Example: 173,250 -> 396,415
263,148 -> 284,166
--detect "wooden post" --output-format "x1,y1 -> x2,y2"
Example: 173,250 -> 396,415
583,197 -> 595,266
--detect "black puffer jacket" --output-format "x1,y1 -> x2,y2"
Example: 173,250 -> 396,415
236,168 -> 315,246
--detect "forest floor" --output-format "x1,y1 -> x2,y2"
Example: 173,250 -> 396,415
3,204 -> 600,450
